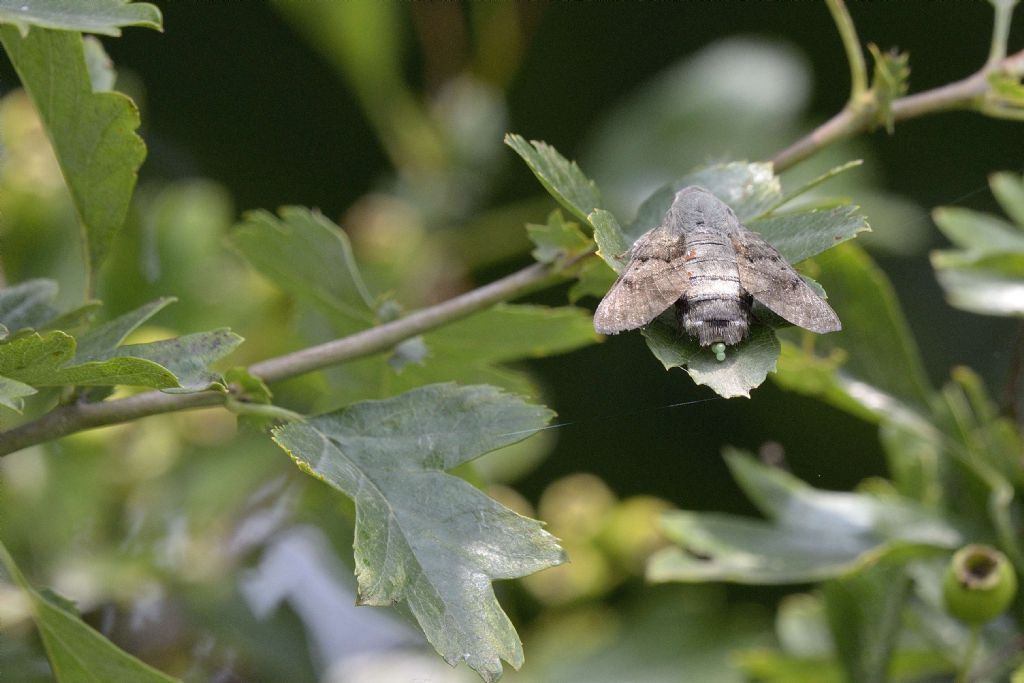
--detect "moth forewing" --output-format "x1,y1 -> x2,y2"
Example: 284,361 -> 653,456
592,223 -> 690,334
733,230 -> 842,333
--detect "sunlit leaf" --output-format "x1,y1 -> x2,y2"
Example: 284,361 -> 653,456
932,207 -> 1024,252
0,0 -> 161,36
990,172 -> 1024,227
0,26 -> 147,277
73,297 -> 175,361
0,540 -> 181,682
273,384 -> 565,682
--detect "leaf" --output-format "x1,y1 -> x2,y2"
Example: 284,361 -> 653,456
0,0 -> 161,36
589,208 -> 628,272
0,26 -> 148,277
0,330 -> 177,389
229,207 -> 377,327
111,329 -> 243,392
931,252 -> 1024,317
73,297 -> 175,361
504,133 -> 602,225
0,278 -> 59,332
568,257 -> 617,303
0,374 -> 36,412
526,210 -> 591,264
0,540 -> 181,682
823,561 -> 909,683
272,384 -> 565,682
747,204 -> 869,265
990,172 -> 1024,227
643,321 -> 780,399
931,207 -> 1024,252
868,44 -> 910,134
806,243 -> 933,409
647,450 -> 960,584
82,34 -> 115,91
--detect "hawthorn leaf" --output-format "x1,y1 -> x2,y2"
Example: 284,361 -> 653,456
931,252 -> 1024,317
111,329 -> 243,392
590,208 -> 628,272
83,34 -> 115,91
643,321 -> 780,399
272,384 -> 565,682
73,297 -> 176,361
0,374 -> 36,412
526,210 -> 591,265
229,207 -> 376,327
568,257 -> 617,303
747,205 -> 869,265
0,540 -> 180,682
0,0 -> 161,36
0,331 -> 177,388
0,278 -> 59,332
0,26 -> 147,276
505,133 -> 602,225
647,450 -> 959,584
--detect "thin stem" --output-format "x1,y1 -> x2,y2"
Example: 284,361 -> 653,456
773,49 -> 1024,173
988,0 -> 1020,65
826,0 -> 868,99
0,258 -> 577,456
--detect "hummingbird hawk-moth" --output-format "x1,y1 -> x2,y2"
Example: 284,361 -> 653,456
593,186 -> 841,360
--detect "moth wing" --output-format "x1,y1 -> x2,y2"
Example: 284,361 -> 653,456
733,229 -> 841,333
593,228 -> 690,334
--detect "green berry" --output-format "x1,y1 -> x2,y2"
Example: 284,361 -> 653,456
942,544 -> 1018,624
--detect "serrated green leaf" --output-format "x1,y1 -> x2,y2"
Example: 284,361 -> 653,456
113,329 -> 243,392
932,207 -> 1024,252
0,374 -> 36,412
589,208 -> 628,272
0,278 -> 59,332
0,0 -> 161,36
0,540 -> 180,682
505,133 -> 602,225
0,330 -> 178,388
868,44 -> 910,134
643,321 -> 780,399
748,205 -> 869,264
229,206 -> 376,327
647,451 -> 959,584
272,384 -> 565,682
73,297 -> 175,361
0,26 -> 147,278
568,257 -> 617,303
38,301 -> 102,334
526,210 -> 591,264
761,160 -> 864,216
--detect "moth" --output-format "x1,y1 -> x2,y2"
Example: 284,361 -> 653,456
593,186 -> 841,361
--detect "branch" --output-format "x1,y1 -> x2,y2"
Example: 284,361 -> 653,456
826,0 -> 868,99
0,259 -> 576,456
772,49 -> 1024,172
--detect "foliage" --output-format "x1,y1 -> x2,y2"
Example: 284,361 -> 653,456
1,2 -> 1024,683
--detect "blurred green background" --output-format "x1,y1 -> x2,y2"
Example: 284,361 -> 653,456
1,2 -> 1020,681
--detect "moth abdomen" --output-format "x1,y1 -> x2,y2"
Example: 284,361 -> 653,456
678,296 -> 750,346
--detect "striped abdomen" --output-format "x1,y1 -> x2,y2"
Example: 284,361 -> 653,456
677,228 -> 750,346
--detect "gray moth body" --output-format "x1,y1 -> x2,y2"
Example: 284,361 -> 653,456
593,186 -> 841,348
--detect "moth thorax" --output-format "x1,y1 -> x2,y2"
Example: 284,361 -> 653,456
678,297 -> 750,346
